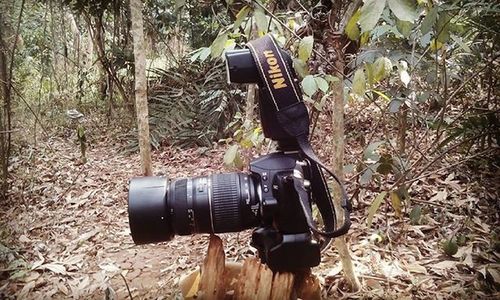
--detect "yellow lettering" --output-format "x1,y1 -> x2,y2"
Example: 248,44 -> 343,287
267,57 -> 277,66
272,77 -> 287,89
262,49 -> 287,89
268,64 -> 281,74
263,50 -> 274,58
269,73 -> 282,79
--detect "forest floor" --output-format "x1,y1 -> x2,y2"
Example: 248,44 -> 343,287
0,122 -> 499,299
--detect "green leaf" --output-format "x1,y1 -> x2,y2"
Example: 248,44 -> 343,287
377,154 -> 393,175
359,0 -> 386,33
325,75 -> 340,82
233,5 -> 250,30
352,69 -> 366,96
301,75 -> 317,97
396,19 -> 413,37
389,98 -> 403,112
345,9 -> 361,40
387,0 -> 418,22
367,191 -> 387,227
223,144 -> 239,167
364,141 -> 384,160
199,47 -> 211,62
344,164 -> 355,173
189,48 -> 202,62
234,152 -> 244,170
442,239 -> 458,256
365,63 -> 374,86
360,166 -> 375,185
315,77 -> 329,93
409,205 -> 422,225
360,31 -> 371,46
298,36 -> 314,61
210,33 -> 228,58
436,12 -> 451,43
420,6 -> 437,35
293,58 -> 309,78
254,8 -> 268,35
430,38 -> 443,51
373,57 -> 393,83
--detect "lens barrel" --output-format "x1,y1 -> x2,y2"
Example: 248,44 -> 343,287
128,173 -> 259,245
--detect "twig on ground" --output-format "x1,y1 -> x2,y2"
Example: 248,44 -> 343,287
120,273 -> 134,300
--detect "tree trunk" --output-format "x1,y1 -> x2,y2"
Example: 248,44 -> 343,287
320,0 -> 362,292
130,0 -> 152,176
0,14 -> 10,202
0,0 -> 24,202
244,84 -> 256,125
328,53 -> 361,291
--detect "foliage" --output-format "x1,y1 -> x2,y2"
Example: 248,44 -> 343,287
343,0 -> 499,221
143,59 -> 245,149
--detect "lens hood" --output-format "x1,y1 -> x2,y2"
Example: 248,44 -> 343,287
128,176 -> 173,244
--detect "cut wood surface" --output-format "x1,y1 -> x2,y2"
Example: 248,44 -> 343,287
198,235 -> 226,300
184,235 -> 321,300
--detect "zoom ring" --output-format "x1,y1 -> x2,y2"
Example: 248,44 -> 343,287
211,174 -> 241,233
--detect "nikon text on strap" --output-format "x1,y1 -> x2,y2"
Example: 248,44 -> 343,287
246,34 -> 352,238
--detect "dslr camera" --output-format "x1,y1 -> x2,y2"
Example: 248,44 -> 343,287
127,35 -> 351,272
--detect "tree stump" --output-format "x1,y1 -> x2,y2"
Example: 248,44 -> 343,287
179,235 -> 321,300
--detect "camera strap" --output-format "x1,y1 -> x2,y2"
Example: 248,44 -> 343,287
246,34 -> 351,238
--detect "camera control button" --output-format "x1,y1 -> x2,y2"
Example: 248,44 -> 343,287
263,186 -> 269,193
262,175 -> 268,181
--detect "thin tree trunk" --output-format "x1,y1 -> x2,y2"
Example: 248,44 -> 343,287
0,0 -> 25,201
244,84 -> 256,125
325,0 -> 362,291
329,57 -> 361,291
0,18 -> 10,202
130,0 -> 152,176
86,13 -> 129,113
5,0 -> 25,163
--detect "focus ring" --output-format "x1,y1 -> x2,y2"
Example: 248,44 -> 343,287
211,173 -> 240,232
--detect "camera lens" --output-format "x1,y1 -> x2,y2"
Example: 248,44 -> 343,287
128,173 -> 260,245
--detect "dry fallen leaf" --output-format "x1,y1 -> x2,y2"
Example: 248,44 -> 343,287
99,262 -> 120,273
36,263 -> 67,275
432,260 -> 458,270
404,263 -> 427,275
430,190 -> 448,202
18,281 -> 36,298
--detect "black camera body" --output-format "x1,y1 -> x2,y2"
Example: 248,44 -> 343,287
249,152 -> 321,271
128,151 -> 321,271
128,34 -> 351,272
